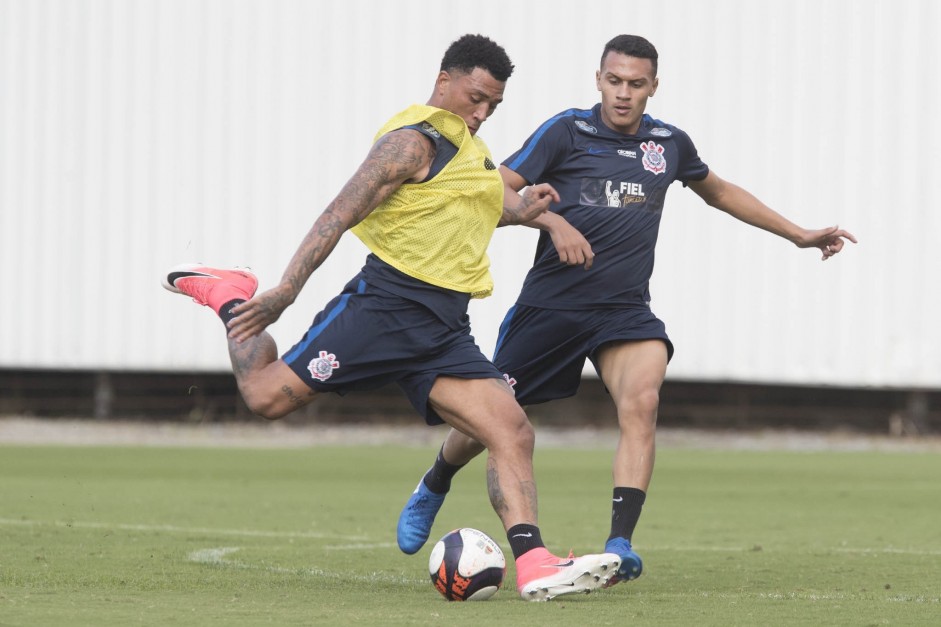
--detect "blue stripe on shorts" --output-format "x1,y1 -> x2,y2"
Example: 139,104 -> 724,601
283,278 -> 366,363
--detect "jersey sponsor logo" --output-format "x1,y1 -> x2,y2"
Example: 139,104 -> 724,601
649,127 -> 672,137
484,156 -> 497,170
575,120 -> 598,134
308,350 -> 340,381
617,149 -> 637,158
640,141 -> 667,175
604,180 -> 646,206
420,122 -> 440,138
580,178 -> 646,207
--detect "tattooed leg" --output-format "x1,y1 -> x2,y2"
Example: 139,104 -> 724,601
225,332 -> 318,420
430,376 -> 539,530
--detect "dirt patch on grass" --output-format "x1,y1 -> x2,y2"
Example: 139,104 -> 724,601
2,416 -> 940,452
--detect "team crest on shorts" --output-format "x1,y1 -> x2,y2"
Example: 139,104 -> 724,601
640,141 -> 667,175
308,350 -> 340,381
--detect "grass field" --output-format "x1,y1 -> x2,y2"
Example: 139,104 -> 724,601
2,433 -> 940,626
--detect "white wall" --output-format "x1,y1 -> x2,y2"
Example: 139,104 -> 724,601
1,0 -> 938,388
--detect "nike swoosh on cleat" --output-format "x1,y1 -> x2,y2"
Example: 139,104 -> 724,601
167,271 -> 219,286
543,560 -> 575,568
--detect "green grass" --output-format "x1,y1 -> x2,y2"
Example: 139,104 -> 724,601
1,441 -> 940,626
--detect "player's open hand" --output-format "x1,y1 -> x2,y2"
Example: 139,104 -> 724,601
226,285 -> 295,342
795,226 -> 858,260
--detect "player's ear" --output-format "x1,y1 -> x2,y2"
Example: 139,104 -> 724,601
650,76 -> 659,97
595,69 -> 602,91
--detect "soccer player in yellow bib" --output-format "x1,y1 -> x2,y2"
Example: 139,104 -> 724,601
163,34 -> 620,601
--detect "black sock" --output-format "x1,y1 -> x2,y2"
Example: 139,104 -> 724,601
421,446 -> 466,494
608,487 -> 646,542
217,299 -> 246,326
507,524 -> 545,559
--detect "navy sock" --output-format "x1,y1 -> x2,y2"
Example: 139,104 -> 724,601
507,524 -> 545,559
217,299 -> 246,326
608,487 -> 646,542
421,446 -> 466,494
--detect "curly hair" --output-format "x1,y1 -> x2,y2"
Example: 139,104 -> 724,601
440,34 -> 514,82
602,35 -> 658,76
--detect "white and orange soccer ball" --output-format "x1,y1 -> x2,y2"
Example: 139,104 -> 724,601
428,528 -> 506,601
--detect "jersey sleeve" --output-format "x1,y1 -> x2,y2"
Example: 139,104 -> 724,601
673,127 -> 709,185
501,112 -> 575,185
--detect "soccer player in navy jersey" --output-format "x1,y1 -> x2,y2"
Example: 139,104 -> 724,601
164,34 -> 622,601
397,34 -> 856,586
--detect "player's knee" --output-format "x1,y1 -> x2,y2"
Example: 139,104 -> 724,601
240,386 -> 292,421
619,387 -> 660,423
245,397 -> 290,421
478,406 -> 534,455
504,408 -> 536,452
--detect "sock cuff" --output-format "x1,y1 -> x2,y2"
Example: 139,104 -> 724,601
217,298 -> 246,325
613,486 -> 646,507
507,524 -> 544,559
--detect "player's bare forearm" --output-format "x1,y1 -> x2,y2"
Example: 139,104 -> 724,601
689,171 -> 856,260
498,182 -> 560,226
716,184 -> 802,242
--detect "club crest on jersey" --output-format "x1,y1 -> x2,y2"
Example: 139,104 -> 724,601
575,120 -> 598,134
308,350 -> 340,381
640,141 -> 667,175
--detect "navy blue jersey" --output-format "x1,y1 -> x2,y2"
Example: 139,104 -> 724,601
504,105 -> 709,309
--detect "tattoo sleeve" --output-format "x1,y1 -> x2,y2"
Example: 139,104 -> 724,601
278,130 -> 434,298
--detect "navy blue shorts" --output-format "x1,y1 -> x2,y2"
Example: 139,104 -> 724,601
492,304 -> 674,405
282,273 -> 502,425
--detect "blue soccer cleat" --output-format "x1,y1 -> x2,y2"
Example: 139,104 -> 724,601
603,537 -> 643,587
396,480 -> 446,554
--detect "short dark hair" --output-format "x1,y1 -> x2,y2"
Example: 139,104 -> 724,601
602,34 -> 658,76
440,34 -> 514,82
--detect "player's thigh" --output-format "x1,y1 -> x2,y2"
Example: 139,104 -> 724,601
594,339 -> 668,407
428,376 -> 531,450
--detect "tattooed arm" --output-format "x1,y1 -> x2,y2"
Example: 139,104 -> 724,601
496,165 -> 560,227
226,129 -> 436,342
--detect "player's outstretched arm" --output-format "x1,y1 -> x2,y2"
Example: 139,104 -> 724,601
688,171 -> 857,261
226,130 -> 434,342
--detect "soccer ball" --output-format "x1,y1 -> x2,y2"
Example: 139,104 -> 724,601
429,528 -> 506,601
